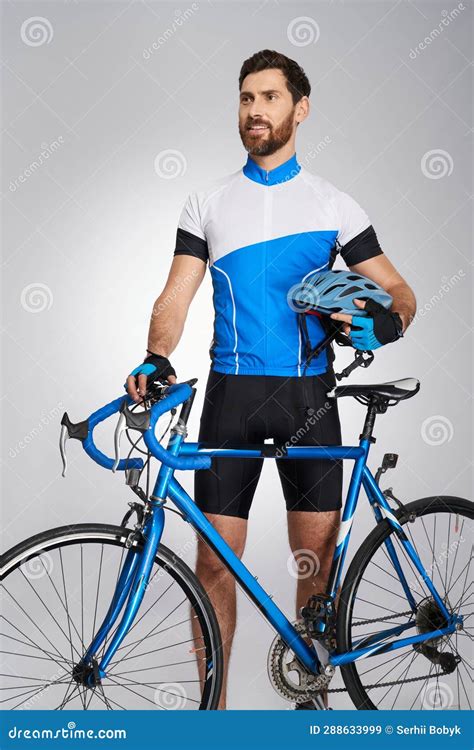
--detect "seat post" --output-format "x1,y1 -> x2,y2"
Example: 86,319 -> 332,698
360,397 -> 379,443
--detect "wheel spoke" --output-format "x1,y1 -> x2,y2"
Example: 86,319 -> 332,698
345,503 -> 472,710
112,657 -> 200,676
108,637 -> 197,671
1,531 -> 219,710
1,609 -> 70,673
91,545 -> 104,642
107,597 -> 188,673
114,616 -> 193,652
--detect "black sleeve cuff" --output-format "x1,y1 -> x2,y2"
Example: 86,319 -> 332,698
340,225 -> 383,266
174,227 -> 209,263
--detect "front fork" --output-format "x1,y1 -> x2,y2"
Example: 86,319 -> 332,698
78,426 -> 193,687
77,499 -> 165,685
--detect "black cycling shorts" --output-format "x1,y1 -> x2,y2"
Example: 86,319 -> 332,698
194,369 -> 343,519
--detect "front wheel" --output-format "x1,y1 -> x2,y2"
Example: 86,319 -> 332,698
0,524 -> 223,710
337,496 -> 473,710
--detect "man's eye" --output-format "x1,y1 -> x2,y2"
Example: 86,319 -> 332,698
268,94 -> 277,101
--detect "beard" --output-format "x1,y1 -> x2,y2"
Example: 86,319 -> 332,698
239,108 -> 295,156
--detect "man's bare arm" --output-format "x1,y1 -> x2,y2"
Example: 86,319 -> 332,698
147,255 -> 207,355
350,254 -> 416,332
127,255 -> 206,401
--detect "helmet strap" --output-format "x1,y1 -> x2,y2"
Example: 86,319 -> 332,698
297,313 -> 375,416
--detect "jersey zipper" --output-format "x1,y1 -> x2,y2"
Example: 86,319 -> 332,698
263,183 -> 272,374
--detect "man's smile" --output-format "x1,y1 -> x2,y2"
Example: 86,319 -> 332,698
247,123 -> 270,134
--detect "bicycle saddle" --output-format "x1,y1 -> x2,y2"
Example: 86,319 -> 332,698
327,377 -> 420,402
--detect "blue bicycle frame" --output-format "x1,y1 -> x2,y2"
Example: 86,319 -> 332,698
70,384 -> 461,683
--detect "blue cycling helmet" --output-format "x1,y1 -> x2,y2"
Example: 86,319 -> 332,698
288,269 -> 392,317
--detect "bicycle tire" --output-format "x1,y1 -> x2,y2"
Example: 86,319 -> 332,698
336,496 -> 473,710
0,523 -> 223,710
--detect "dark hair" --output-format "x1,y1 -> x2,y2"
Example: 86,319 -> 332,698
239,49 -> 311,104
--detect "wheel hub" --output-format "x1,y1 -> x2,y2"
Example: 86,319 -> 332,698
416,596 -> 449,644
72,658 -> 102,688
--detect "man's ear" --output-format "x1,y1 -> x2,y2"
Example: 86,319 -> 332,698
295,96 -> 310,124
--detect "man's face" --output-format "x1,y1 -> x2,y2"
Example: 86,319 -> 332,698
238,68 -> 299,156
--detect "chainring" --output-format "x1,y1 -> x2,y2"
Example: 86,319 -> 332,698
267,621 -> 333,702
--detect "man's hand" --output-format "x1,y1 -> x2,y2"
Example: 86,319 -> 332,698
126,352 -> 177,403
331,299 -> 404,351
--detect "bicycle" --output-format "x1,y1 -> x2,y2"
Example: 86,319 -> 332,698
0,376 -> 472,710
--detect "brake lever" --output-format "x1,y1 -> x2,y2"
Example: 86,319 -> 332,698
59,424 -> 68,477
112,401 -> 151,473
59,413 -> 89,477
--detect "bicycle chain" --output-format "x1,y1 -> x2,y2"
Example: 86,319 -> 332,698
327,669 -> 447,694
327,610 -> 447,694
270,612 -> 454,699
352,609 -> 414,627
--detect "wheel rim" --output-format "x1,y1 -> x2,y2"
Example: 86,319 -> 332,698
1,529 -> 220,710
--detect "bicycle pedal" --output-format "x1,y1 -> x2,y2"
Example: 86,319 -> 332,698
301,593 -> 336,641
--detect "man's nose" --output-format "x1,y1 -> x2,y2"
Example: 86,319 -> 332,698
248,99 -> 264,119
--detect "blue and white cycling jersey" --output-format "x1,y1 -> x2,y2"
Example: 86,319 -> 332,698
174,153 -> 382,377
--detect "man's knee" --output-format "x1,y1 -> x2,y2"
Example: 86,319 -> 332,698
287,509 -> 340,551
196,513 -> 247,575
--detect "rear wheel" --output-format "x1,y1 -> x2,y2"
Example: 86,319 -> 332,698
0,524 -> 223,709
337,496 -> 473,710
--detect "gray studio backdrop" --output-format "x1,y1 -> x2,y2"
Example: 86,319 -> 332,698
1,0 -> 472,709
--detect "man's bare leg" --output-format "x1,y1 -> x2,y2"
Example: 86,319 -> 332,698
191,512 -> 247,710
287,509 -> 341,708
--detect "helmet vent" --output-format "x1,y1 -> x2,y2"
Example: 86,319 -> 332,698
324,283 -> 346,294
340,285 -> 363,297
